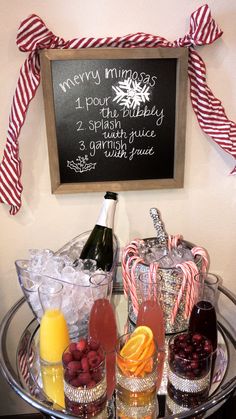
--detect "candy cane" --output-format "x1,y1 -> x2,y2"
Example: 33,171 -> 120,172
130,257 -> 145,315
124,254 -> 139,299
170,262 -> 189,324
191,246 -> 209,272
183,261 -> 199,318
121,242 -> 140,296
168,234 -> 183,251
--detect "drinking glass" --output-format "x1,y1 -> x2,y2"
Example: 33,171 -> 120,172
137,271 -> 165,391
62,338 -> 107,417
116,332 -> 158,407
188,272 -> 219,353
89,272 -> 117,400
41,363 -> 65,408
116,396 -> 158,418
167,332 -> 213,414
38,281 -> 70,364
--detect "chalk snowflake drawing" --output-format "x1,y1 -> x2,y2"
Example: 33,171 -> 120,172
67,155 -> 97,173
112,78 -> 151,109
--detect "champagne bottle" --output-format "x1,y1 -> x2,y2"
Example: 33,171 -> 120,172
80,191 -> 118,271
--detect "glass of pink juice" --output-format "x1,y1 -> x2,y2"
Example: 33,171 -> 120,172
89,273 -> 117,400
137,272 -> 165,390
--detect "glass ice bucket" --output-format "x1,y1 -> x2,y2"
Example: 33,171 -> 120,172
15,231 -> 119,339
126,238 -> 204,334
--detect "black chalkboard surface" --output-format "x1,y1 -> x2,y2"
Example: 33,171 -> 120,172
40,48 -> 188,193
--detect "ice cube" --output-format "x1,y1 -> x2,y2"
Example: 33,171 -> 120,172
61,265 -> 76,284
158,254 -> 175,268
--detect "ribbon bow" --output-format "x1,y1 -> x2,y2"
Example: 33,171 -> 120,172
0,4 -> 235,215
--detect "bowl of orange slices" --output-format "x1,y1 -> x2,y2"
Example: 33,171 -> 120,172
116,326 -> 158,407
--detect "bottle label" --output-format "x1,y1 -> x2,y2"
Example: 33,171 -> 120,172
96,199 -> 116,229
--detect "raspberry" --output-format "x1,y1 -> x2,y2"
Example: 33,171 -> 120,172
72,350 -> 82,361
70,377 -> 82,387
69,342 -> 77,352
89,340 -> 100,351
87,351 -> 97,359
77,372 -> 91,386
76,339 -> 87,353
88,355 -> 100,368
81,357 -> 89,372
67,360 -> 81,374
62,351 -> 73,365
87,380 -> 97,388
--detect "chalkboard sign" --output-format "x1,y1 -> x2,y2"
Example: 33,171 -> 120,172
40,48 -> 188,193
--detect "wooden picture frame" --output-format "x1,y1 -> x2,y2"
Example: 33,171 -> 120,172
40,48 -> 188,194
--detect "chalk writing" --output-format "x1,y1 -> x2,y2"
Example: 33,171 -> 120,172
51,56 -> 178,183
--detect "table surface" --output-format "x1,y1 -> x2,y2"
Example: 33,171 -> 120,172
0,285 -> 235,418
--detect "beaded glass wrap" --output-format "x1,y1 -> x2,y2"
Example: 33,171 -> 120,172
166,394 -> 189,414
116,367 -> 157,392
64,376 -> 106,403
116,396 -> 158,418
168,369 -> 211,393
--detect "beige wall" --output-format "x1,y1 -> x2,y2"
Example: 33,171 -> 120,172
0,0 -> 236,321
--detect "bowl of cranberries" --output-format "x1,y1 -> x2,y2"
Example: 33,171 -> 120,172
168,332 -> 214,380
62,337 -> 107,417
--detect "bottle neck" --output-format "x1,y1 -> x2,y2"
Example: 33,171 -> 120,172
96,198 -> 117,229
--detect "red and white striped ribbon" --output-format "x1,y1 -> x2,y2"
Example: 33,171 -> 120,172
1,4 -> 235,215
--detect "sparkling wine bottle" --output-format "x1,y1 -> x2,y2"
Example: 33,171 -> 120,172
80,191 -> 118,271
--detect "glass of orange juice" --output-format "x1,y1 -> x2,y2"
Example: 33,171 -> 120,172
116,327 -> 158,408
38,280 -> 70,364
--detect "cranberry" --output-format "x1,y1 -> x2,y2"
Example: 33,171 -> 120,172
184,345 -> 193,354
191,360 -> 199,369
192,333 -> 203,343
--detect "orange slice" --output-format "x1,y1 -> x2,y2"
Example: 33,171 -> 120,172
132,326 -> 153,346
120,334 -> 146,360
133,340 -> 155,376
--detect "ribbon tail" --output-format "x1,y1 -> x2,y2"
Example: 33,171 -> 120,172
188,47 -> 236,173
0,51 -> 41,214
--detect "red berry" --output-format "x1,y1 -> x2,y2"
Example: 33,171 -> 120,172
72,350 -> 82,361
81,357 -> 89,372
70,377 -> 82,387
191,360 -> 199,369
89,355 -> 101,368
89,340 -> 100,351
92,370 -> 102,383
62,352 -> 73,365
87,380 -> 96,388
67,360 -> 81,374
77,372 -> 91,386
87,351 -> 97,359
76,339 -> 87,352
69,342 -> 77,352
192,334 -> 203,343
